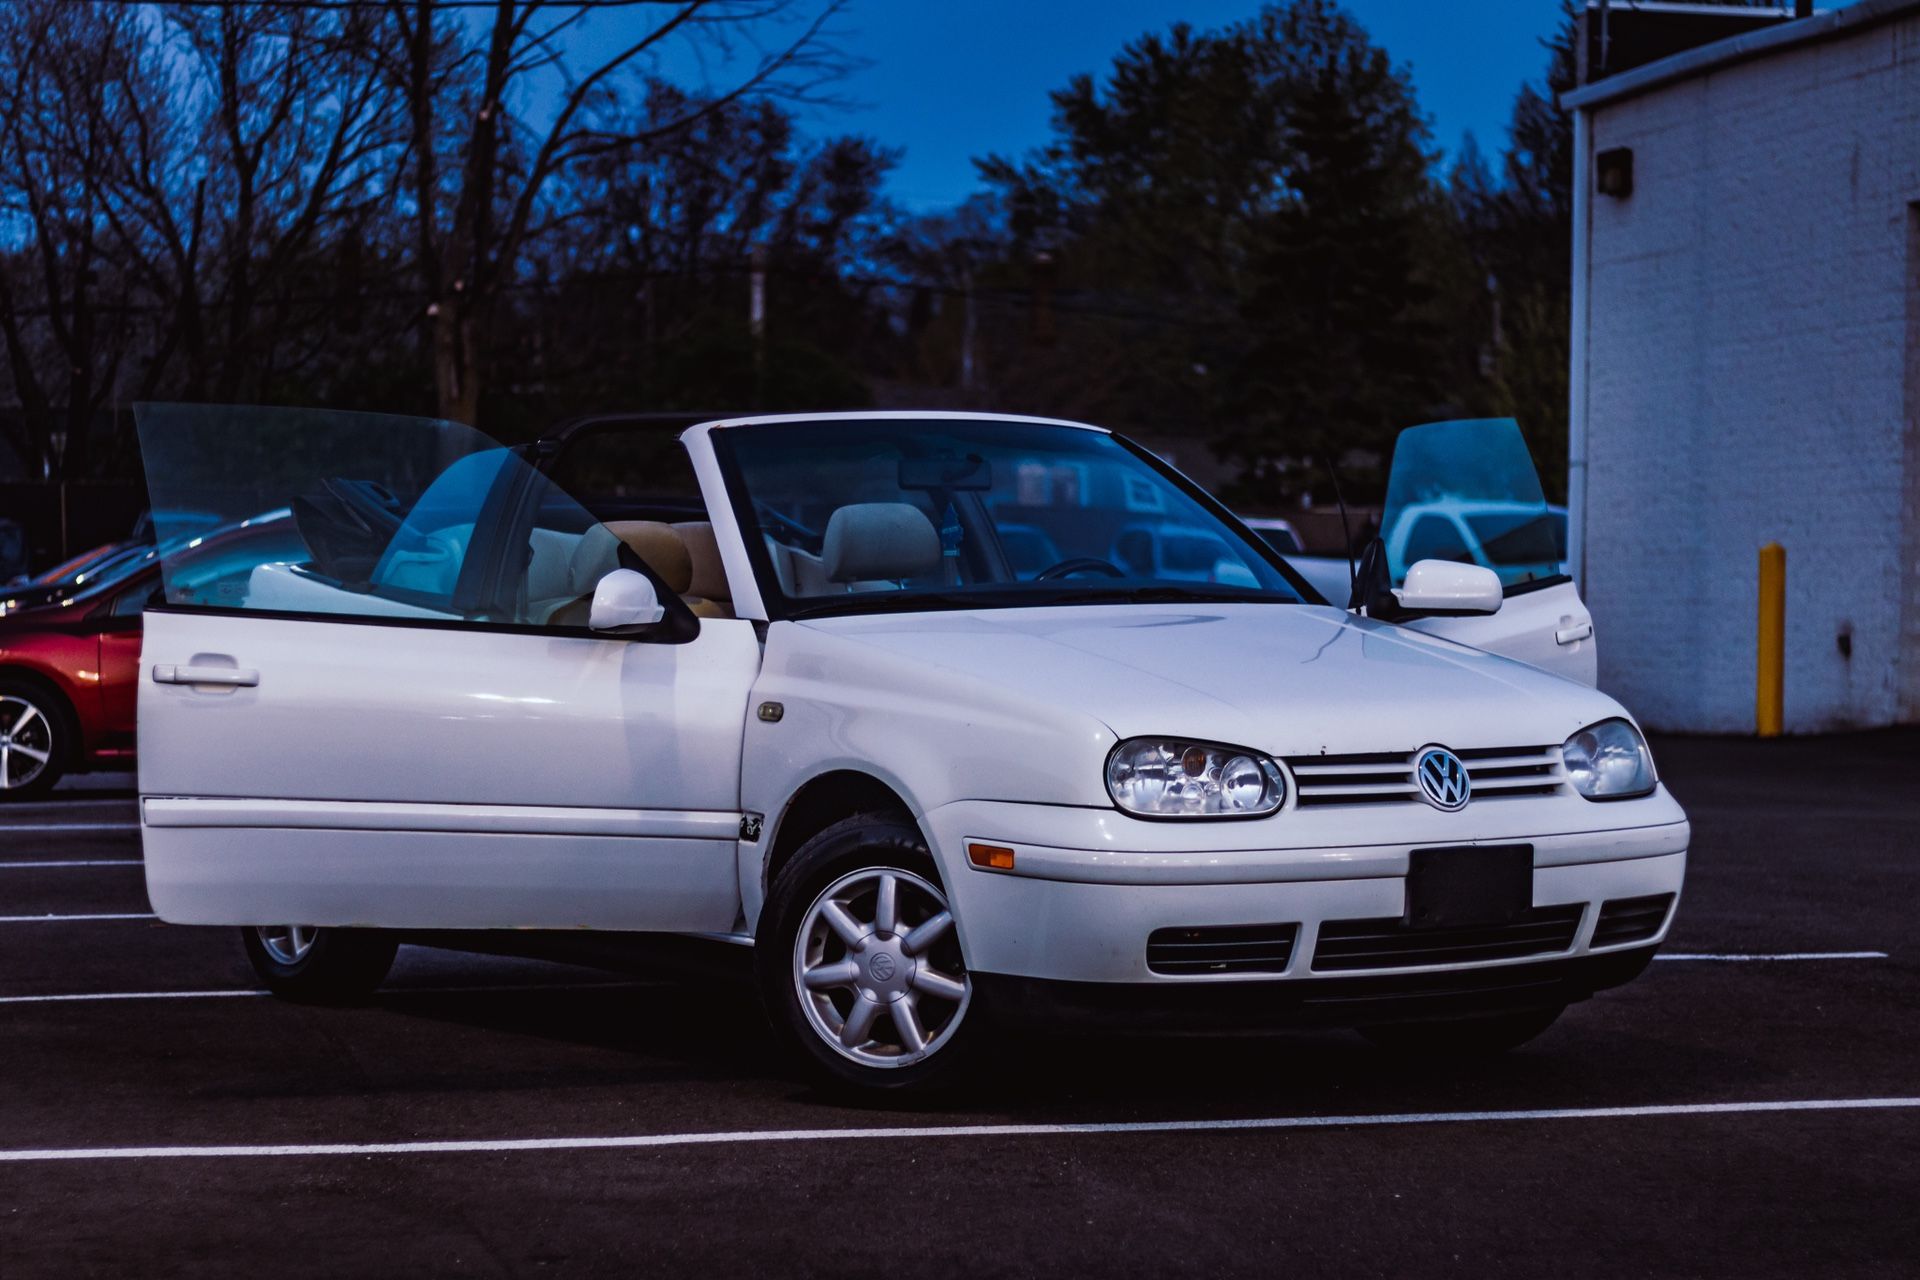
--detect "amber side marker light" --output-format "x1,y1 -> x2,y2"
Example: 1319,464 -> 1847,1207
967,843 -> 1016,871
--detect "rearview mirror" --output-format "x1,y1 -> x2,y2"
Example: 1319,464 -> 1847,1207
588,569 -> 665,633
1394,559 -> 1502,616
898,453 -> 992,491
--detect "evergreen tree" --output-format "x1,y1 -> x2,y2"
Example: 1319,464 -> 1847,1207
1221,0 -> 1446,496
1450,2 -> 1579,495
974,1 -> 1451,497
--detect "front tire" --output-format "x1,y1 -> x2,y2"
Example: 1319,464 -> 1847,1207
0,678 -> 70,801
242,925 -> 398,1004
756,813 -> 980,1093
1359,1004 -> 1565,1057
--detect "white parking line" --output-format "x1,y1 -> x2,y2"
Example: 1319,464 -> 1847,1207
0,913 -> 156,923
0,860 -> 142,869
0,980 -> 649,1006
0,989 -> 267,1006
1656,951 -> 1889,962
2,1096 -> 1915,1164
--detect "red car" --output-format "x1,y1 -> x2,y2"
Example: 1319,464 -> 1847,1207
0,514 -> 303,799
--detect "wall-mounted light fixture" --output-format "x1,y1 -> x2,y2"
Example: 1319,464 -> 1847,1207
1597,147 -> 1634,199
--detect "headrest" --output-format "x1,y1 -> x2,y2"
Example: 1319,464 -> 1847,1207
569,520 -> 691,597
673,521 -> 730,601
821,503 -> 941,584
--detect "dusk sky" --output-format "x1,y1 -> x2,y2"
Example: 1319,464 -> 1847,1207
812,0 -> 1569,209
593,1 -> 1577,211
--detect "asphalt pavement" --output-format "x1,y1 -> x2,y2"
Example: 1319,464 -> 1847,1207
1,733 -> 1916,1278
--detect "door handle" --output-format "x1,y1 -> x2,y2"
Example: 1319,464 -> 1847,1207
1554,621 -> 1594,646
153,664 -> 260,687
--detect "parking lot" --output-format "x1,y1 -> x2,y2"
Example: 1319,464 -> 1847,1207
1,732 -> 1915,1278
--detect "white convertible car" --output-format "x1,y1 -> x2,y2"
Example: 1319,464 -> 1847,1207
133,407 -> 1686,1091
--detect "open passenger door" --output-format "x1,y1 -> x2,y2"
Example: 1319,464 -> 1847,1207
1378,419 -> 1595,685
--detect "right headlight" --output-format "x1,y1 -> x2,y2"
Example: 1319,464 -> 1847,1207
1105,737 -> 1286,819
1561,718 -> 1657,800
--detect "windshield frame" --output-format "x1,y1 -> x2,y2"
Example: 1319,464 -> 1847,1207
707,415 -> 1326,622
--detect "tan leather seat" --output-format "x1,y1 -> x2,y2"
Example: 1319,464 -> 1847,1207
598,521 -> 693,596
606,521 -> 733,619
673,521 -> 734,619
550,520 -> 698,627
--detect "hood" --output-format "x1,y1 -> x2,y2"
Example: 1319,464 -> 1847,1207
800,602 -> 1626,757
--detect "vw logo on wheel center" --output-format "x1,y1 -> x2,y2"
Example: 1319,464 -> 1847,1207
1415,746 -> 1471,811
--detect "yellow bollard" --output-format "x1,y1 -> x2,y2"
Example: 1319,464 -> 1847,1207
1756,542 -> 1785,738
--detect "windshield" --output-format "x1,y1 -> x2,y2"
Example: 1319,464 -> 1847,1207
1253,525 -> 1301,554
714,418 -> 1308,617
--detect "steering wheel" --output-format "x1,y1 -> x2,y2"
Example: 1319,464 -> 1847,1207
1035,557 -> 1126,581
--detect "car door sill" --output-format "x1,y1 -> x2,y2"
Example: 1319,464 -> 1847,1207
141,797 -> 743,840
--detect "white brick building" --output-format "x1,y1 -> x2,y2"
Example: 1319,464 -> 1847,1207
1564,0 -> 1920,732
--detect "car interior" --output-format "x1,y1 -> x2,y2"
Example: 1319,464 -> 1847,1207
522,506 -> 931,623
527,519 -> 737,623
228,414 -> 1301,628
542,420 -> 958,609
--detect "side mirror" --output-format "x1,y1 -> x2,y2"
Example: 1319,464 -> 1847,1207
1394,559 -> 1503,616
588,568 -> 665,633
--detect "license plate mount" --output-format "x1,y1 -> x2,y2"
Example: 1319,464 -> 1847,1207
1405,845 -> 1534,929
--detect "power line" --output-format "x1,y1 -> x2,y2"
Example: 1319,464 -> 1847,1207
0,262 -> 1229,329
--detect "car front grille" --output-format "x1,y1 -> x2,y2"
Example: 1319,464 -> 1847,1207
1590,893 -> 1675,948
1311,904 -> 1585,972
1285,745 -> 1566,807
1147,923 -> 1299,976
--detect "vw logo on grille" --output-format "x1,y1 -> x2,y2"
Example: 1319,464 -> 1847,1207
1415,746 -> 1471,811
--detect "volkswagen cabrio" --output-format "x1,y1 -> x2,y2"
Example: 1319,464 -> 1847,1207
132,406 -> 1685,1091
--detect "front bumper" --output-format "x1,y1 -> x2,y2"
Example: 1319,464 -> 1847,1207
923,795 -> 1689,999
976,947 -> 1658,1032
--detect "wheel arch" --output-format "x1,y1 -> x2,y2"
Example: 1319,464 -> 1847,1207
0,662 -> 83,782
754,769 -> 921,925
0,663 -> 83,743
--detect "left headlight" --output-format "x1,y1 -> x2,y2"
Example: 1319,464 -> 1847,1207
1105,738 -> 1286,819
1561,718 -> 1657,800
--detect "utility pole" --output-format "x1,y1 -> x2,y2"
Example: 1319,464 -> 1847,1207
750,244 -> 768,407
49,429 -> 68,559
960,270 -> 977,395
1029,251 -> 1056,348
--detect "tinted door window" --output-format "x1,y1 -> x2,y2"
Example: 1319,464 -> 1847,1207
1465,511 -> 1562,576
1401,515 -> 1472,566
133,405 -> 643,630
1382,418 -> 1562,590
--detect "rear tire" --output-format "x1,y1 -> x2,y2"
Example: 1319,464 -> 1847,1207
1359,1004 -> 1565,1057
756,812 -> 982,1094
242,926 -> 398,1004
0,677 -> 70,801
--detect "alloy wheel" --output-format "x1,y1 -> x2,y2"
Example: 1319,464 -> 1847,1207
256,924 -> 317,965
793,867 -> 971,1069
0,695 -> 54,792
